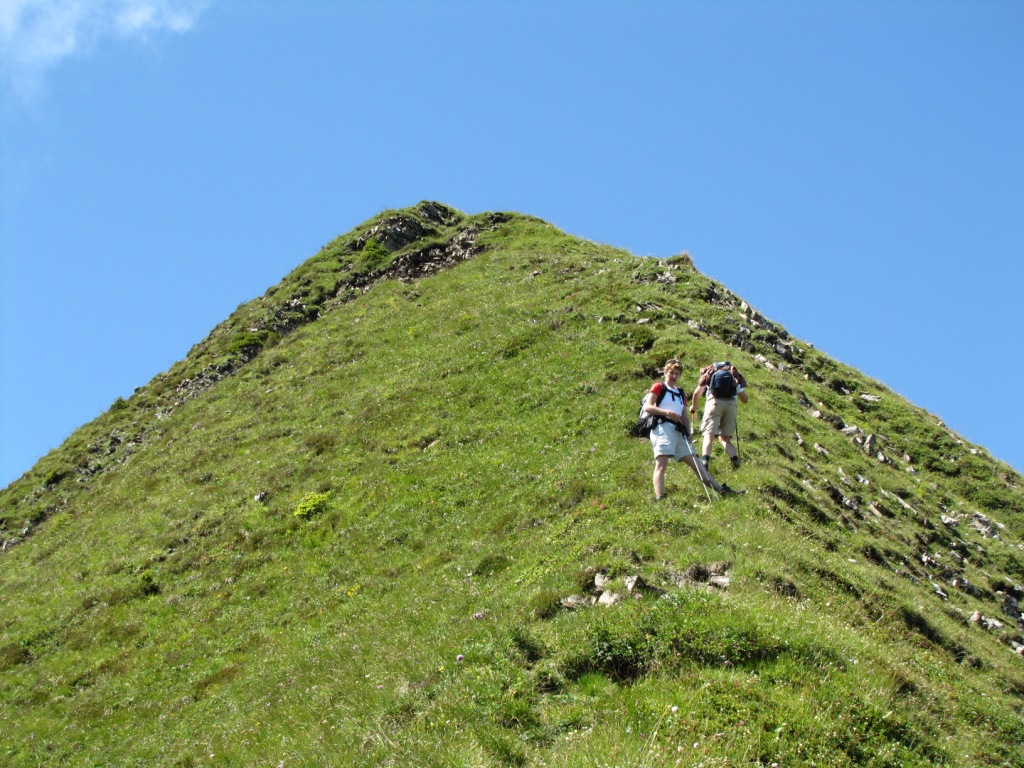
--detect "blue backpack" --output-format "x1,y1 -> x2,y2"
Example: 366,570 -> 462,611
709,364 -> 738,399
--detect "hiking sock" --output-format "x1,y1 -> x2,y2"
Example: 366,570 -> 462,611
701,455 -> 710,470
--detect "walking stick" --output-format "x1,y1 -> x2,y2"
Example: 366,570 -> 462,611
734,414 -> 741,464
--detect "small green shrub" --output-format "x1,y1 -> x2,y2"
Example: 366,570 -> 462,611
294,491 -> 331,519
528,588 -> 562,620
356,237 -> 391,273
43,469 -> 67,488
227,331 -> 270,357
472,553 -> 511,578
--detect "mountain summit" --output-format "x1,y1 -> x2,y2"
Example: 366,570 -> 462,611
2,203 -> 1022,766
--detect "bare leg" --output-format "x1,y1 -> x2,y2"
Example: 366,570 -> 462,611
682,455 -> 723,493
701,431 -> 714,458
718,435 -> 737,459
653,455 -> 670,499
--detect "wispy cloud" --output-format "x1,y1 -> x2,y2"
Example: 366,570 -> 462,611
0,0 -> 210,97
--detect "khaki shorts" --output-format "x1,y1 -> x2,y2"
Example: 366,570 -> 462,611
700,397 -> 737,438
650,422 -> 697,461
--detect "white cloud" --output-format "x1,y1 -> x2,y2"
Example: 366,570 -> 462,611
0,0 -> 210,97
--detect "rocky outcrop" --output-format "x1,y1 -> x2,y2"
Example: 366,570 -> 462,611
559,562 -> 729,612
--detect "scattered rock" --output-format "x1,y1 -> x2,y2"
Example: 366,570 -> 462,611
860,393 -> 882,403
1001,593 -> 1024,626
559,595 -> 596,611
970,611 -> 1004,631
666,561 -> 732,590
625,575 -> 666,598
952,576 -> 982,597
971,513 -> 1002,540
597,591 -> 625,607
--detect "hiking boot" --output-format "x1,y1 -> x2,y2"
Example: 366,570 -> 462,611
731,455 -> 741,469
718,484 -> 745,497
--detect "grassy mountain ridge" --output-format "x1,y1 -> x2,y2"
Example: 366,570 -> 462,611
2,202 -> 1023,766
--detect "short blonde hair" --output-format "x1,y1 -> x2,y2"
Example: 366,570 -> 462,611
663,358 -> 682,374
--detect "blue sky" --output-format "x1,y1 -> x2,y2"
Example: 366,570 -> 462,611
1,0 -> 1022,487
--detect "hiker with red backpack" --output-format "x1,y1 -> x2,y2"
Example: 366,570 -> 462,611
642,358 -> 738,502
690,361 -> 749,472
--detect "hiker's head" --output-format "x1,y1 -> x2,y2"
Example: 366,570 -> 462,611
663,359 -> 682,379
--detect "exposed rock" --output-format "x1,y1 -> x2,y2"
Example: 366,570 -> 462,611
970,611 -> 1004,631
709,575 -> 731,590
666,561 -> 732,590
356,214 -> 436,253
598,591 -> 624,607
860,393 -> 882,403
971,513 -> 1002,539
1002,593 -> 1024,626
952,576 -> 982,597
624,574 -> 666,598
560,595 -> 596,610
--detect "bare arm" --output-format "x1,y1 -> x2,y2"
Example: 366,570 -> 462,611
690,385 -> 706,414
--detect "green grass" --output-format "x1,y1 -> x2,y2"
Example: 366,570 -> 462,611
1,202 -> 1022,766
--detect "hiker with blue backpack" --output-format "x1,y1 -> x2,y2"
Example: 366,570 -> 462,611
690,361 -> 749,472
642,358 -> 738,502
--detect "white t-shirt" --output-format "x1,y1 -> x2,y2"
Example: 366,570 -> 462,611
650,383 -> 686,417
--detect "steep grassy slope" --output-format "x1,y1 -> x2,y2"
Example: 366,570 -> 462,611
2,203 -> 1023,767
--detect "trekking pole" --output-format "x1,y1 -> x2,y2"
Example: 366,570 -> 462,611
704,468 -> 720,502
690,435 -> 717,503
734,414 -> 741,465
